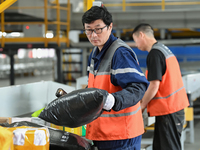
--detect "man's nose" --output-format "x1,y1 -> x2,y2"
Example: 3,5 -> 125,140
91,31 -> 97,37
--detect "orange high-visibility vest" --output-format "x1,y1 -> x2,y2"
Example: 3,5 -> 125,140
86,39 -> 144,141
146,43 -> 189,117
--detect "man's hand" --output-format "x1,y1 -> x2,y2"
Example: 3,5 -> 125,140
103,93 -> 115,111
140,100 -> 146,113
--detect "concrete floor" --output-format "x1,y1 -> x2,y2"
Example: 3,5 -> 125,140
1,74 -> 200,150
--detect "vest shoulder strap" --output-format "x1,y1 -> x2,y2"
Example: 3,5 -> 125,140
97,39 -> 138,73
152,42 -> 174,58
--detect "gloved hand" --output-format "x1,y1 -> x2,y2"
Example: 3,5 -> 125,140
103,93 -> 115,111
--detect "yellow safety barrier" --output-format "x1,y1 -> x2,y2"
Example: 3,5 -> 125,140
184,107 -> 194,121
144,124 -> 155,131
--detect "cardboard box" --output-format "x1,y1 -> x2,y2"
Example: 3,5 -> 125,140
0,117 -> 12,124
81,84 -> 87,89
0,117 -> 31,124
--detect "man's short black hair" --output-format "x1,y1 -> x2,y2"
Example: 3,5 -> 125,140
132,23 -> 154,35
82,6 -> 112,27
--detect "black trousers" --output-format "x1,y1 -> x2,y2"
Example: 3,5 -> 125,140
153,109 -> 185,150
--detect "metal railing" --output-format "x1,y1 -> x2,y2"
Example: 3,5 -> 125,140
0,0 -> 71,48
101,0 -> 200,11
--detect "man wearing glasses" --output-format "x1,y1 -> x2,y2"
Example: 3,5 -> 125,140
82,5 -> 149,150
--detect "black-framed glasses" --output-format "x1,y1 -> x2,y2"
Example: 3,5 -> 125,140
84,25 -> 108,35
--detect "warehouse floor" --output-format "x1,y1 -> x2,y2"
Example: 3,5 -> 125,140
184,119 -> 200,150
1,74 -> 200,150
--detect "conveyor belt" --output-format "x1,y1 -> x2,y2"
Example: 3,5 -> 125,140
0,81 -> 75,117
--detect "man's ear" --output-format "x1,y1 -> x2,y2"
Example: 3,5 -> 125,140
139,31 -> 144,37
109,23 -> 113,30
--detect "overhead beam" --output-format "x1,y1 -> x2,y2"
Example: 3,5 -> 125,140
0,0 -> 17,13
70,9 -> 200,30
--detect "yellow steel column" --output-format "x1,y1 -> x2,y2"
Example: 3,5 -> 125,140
87,0 -> 94,10
1,0 -> 5,47
67,51 -> 72,86
56,0 -> 60,47
83,0 -> 87,12
0,0 -> 17,13
162,0 -> 165,10
122,0 -> 126,12
66,0 -> 70,47
44,0 -> 48,47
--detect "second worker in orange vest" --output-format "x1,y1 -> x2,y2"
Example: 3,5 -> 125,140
132,23 -> 189,150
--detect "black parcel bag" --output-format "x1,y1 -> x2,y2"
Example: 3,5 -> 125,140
0,121 -> 92,150
39,88 -> 108,128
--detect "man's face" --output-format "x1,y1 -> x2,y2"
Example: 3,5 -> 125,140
84,19 -> 112,51
132,32 -> 146,51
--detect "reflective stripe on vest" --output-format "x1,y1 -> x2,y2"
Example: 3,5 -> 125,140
152,86 -> 184,100
87,67 -> 145,77
86,39 -> 144,140
100,105 -> 141,117
146,42 -> 189,116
